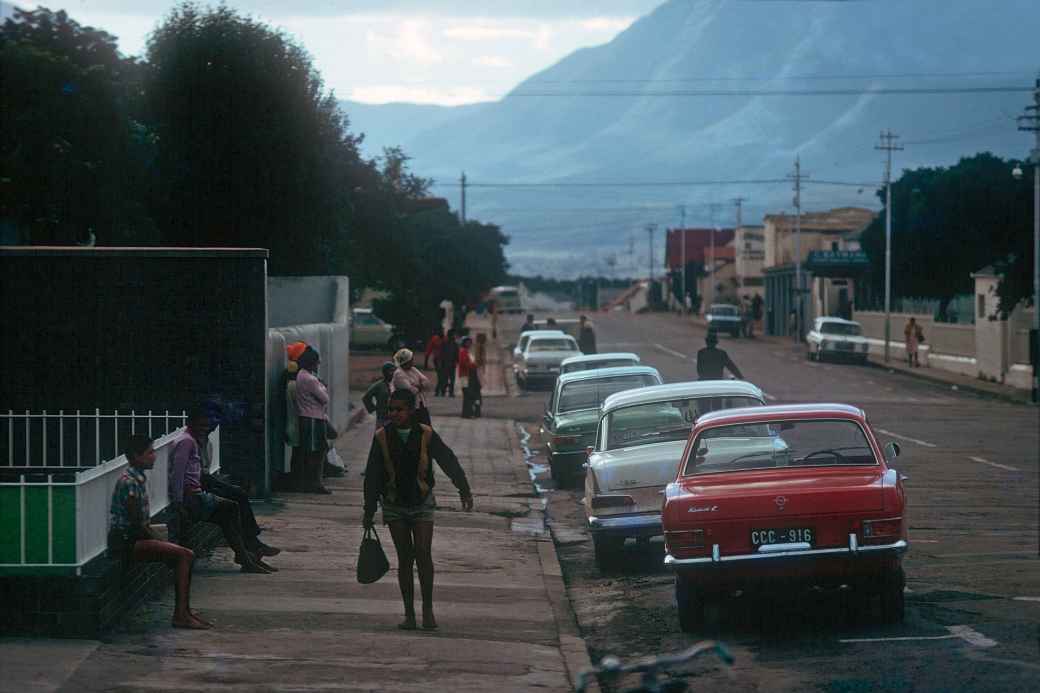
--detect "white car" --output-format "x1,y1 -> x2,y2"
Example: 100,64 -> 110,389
560,352 -> 640,375
514,333 -> 581,390
806,317 -> 870,364
513,329 -> 566,362
583,380 -> 766,567
350,308 -> 396,350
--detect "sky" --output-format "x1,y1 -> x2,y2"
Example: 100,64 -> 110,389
25,0 -> 664,105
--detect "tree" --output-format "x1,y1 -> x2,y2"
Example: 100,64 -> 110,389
859,153 -> 1034,315
0,7 -> 152,244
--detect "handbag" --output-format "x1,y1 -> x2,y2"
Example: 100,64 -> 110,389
356,526 -> 390,584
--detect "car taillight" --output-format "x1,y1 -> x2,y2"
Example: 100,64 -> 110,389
664,529 -> 705,554
552,435 -> 580,447
861,517 -> 902,544
591,495 -> 635,509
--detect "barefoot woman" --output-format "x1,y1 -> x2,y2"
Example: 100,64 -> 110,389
362,389 -> 474,630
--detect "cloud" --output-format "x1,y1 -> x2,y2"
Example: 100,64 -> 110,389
443,23 -> 541,41
580,16 -> 636,32
367,20 -> 442,66
473,55 -> 513,68
350,84 -> 495,106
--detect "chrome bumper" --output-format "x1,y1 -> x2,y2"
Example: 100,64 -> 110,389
588,513 -> 661,536
665,534 -> 907,568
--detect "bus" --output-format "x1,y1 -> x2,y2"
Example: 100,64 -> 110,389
489,285 -> 523,314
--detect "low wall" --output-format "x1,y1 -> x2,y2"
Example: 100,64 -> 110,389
855,310 -> 978,375
929,322 -> 976,358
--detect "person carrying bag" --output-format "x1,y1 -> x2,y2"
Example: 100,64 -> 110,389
356,526 -> 390,584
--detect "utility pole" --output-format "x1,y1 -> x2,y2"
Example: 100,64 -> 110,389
679,205 -> 687,313
787,158 -> 809,341
732,197 -> 747,294
876,131 -> 903,362
646,223 -> 657,284
709,203 -> 723,308
460,171 -> 467,223
1017,73 -> 1040,403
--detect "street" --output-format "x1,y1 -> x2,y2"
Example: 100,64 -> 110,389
482,311 -> 1040,692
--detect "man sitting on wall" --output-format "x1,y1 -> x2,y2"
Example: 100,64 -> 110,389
168,405 -> 277,573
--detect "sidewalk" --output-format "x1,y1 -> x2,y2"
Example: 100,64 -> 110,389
465,314 -> 510,397
672,311 -> 1034,405
6,414 -> 590,692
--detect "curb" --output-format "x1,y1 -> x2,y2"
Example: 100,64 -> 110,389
863,358 -> 1035,406
506,422 -> 596,692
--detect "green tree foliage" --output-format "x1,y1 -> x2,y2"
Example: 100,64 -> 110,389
0,7 -> 154,244
860,153 -> 1034,315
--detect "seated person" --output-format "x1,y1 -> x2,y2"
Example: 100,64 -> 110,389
169,405 -> 277,574
109,434 -> 211,629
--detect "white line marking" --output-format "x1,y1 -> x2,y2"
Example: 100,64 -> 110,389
914,539 -> 940,543
969,456 -> 1020,472
653,343 -> 688,360
876,428 -> 937,448
841,625 -> 997,648
1012,596 -> 1040,602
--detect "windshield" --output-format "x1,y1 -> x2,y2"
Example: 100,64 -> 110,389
821,322 -> 862,336
710,306 -> 737,317
606,396 -> 763,450
563,358 -> 636,373
685,419 -> 878,475
529,338 -> 578,352
558,375 -> 659,413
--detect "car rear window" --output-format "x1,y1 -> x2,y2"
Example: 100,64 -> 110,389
685,419 -> 878,475
529,338 -> 578,352
606,396 -> 763,450
564,358 -> 636,373
821,322 -> 862,336
711,306 -> 737,316
558,375 -> 659,413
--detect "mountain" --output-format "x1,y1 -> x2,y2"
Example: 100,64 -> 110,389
339,100 -> 490,158
340,0 -> 1039,277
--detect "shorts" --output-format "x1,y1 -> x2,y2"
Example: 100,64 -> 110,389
382,493 -> 436,525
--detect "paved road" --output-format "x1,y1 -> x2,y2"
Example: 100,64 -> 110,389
498,311 -> 1039,691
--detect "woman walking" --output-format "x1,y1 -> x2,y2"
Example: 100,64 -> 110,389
109,434 -> 211,629
458,336 -> 481,419
362,389 -> 474,630
904,317 -> 924,367
295,346 -> 335,494
391,348 -> 433,426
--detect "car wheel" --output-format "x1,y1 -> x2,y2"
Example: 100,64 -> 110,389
879,567 -> 905,624
593,535 -> 624,570
675,575 -> 705,633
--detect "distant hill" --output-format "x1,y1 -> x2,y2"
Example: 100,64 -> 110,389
338,0 -> 1039,277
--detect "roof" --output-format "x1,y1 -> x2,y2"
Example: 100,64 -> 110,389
602,380 -> 766,413
815,316 -> 859,325
520,329 -> 566,339
695,403 -> 866,427
762,207 -> 876,234
0,246 -> 269,259
557,365 -> 662,386
561,352 -> 640,367
664,228 -> 736,270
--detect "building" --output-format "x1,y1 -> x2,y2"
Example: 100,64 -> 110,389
733,225 -> 765,291
761,207 -> 877,337
664,227 -> 735,310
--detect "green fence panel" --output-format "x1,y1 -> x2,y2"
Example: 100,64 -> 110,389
0,486 -> 22,563
25,486 -> 51,564
52,486 -> 76,564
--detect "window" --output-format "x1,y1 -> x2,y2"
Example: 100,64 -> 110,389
820,322 -> 861,336
977,294 -> 985,319
606,396 -> 763,450
685,419 -> 878,475
529,338 -> 578,352
831,241 -> 839,252
558,374 -> 659,413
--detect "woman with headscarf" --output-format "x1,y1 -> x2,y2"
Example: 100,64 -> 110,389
391,348 -> 433,426
294,346 -> 335,494
281,342 -> 307,491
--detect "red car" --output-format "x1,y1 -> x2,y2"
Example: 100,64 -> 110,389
662,404 -> 908,631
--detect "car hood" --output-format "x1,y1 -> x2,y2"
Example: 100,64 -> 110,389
589,440 -> 686,491
819,334 -> 868,344
707,315 -> 741,322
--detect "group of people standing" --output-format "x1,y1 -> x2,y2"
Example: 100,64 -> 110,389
421,328 -> 487,418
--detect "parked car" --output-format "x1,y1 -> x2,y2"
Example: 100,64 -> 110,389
584,381 -> 766,567
532,318 -> 587,339
513,329 -> 566,363
560,352 -> 641,375
806,317 -> 870,364
542,366 -> 663,485
705,304 -> 743,337
350,308 -> 397,351
515,333 -> 581,390
662,403 -> 908,632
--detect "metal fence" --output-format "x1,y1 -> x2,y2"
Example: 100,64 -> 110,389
855,295 -> 975,325
0,424 -> 220,575
2,409 -> 188,469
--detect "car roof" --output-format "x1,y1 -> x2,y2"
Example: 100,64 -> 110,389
695,403 -> 866,428
709,303 -> 738,309
560,352 -> 640,366
601,380 -> 766,413
816,316 -> 860,325
556,365 -> 661,386
528,332 -> 575,341
519,329 -> 566,339
352,307 -> 372,313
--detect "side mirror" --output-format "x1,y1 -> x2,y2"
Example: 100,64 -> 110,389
884,441 -> 901,461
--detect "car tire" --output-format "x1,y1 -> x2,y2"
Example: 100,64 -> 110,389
879,567 -> 905,624
593,535 -> 624,571
675,575 -> 705,633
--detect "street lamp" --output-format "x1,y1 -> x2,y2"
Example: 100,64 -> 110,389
1016,73 -> 1039,403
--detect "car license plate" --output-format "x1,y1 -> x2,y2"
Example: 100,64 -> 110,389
750,528 -> 814,546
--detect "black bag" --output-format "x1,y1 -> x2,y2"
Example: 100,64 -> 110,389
357,526 -> 390,584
